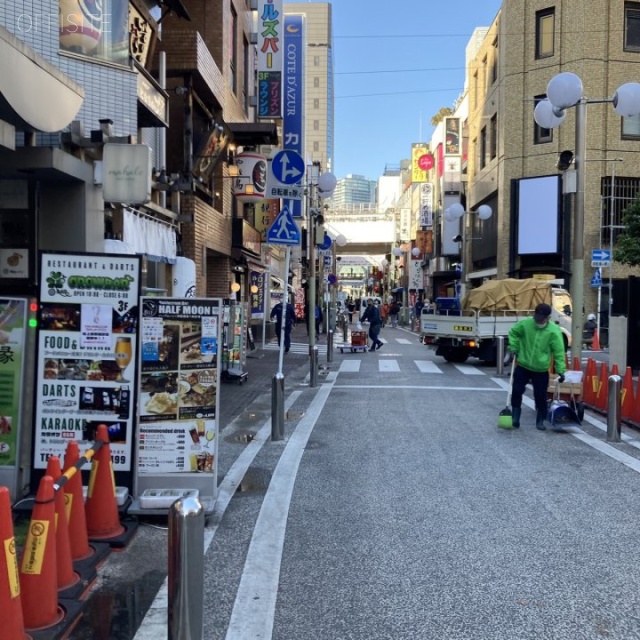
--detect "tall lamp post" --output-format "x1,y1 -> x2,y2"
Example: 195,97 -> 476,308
444,203 -> 493,300
533,72 -> 640,364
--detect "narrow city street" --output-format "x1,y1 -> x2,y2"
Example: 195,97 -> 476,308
72,326 -> 640,640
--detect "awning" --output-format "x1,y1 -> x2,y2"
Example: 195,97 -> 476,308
0,26 -> 83,132
228,122 -> 279,146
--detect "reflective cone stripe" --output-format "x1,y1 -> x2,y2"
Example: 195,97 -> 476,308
45,457 -> 78,591
583,358 -> 597,406
622,367 -> 635,421
0,487 -> 28,640
595,362 -> 609,411
85,425 -> 124,539
19,476 -> 63,631
62,442 -> 91,560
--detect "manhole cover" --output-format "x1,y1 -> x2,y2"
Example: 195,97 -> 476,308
236,467 -> 272,493
286,410 -> 304,420
224,430 -> 257,444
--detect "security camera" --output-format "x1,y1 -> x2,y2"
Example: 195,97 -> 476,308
452,234 -> 463,243
557,150 -> 574,171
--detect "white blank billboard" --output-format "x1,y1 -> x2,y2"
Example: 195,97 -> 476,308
517,175 -> 560,254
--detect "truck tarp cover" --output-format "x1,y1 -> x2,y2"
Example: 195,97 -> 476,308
462,279 -> 552,313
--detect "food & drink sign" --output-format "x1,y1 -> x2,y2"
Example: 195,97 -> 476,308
34,252 -> 141,471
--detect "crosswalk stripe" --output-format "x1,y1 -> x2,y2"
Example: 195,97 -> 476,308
340,360 -> 361,372
396,338 -> 412,344
379,360 -> 400,372
454,364 -> 485,375
414,360 -> 442,374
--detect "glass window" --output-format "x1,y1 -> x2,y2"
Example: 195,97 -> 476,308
60,0 -> 129,65
479,127 -> 487,169
491,38 -> 498,84
313,55 -> 320,66
313,120 -> 320,131
313,98 -> 320,109
313,77 -> 320,88
230,7 -> 238,94
534,95 -> 553,144
490,114 -> 497,159
625,3 -> 640,50
622,114 -> 640,138
535,8 -> 555,59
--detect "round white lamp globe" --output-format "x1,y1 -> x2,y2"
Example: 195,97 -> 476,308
448,202 -> 465,219
547,72 -> 583,110
317,173 -> 337,193
411,247 -> 421,257
477,205 -> 492,221
335,234 -> 347,247
613,82 -> 640,117
534,99 -> 566,129
392,247 -> 403,257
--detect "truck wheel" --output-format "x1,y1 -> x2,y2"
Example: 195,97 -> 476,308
443,349 -> 468,364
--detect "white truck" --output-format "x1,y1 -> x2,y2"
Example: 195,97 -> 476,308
420,279 -> 572,364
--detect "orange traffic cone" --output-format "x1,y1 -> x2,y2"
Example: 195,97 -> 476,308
85,425 -> 125,541
622,367 -> 636,421
632,377 -> 640,426
595,362 -> 609,412
0,487 -> 30,640
62,441 -> 91,561
591,330 -> 601,351
573,357 -> 582,373
45,456 -> 81,596
19,475 -> 64,632
611,363 -> 620,376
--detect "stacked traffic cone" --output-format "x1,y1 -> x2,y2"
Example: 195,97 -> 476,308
573,357 -> 582,373
621,367 -> 636,421
45,456 -> 82,599
631,377 -> 640,426
611,363 -> 620,376
0,487 -> 30,640
583,358 -> 597,407
62,441 -> 110,572
85,425 -> 137,548
591,330 -> 601,351
19,475 -> 64,633
595,361 -> 609,412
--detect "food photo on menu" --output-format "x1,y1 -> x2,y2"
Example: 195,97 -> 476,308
40,303 -> 82,331
141,322 -> 180,372
140,383 -> 179,421
186,419 -> 215,472
178,369 -> 217,419
43,358 -> 123,381
180,326 -> 215,367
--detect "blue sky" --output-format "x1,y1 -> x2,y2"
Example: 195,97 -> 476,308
329,0 -> 503,180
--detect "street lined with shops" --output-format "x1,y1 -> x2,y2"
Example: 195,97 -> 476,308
66,325 -> 640,640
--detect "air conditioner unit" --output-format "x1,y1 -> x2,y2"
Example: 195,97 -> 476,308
248,96 -> 258,107
250,32 -> 258,45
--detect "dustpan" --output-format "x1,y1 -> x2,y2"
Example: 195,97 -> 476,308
547,379 -> 581,429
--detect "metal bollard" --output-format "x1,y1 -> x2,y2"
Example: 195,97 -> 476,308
310,345 -> 318,388
271,372 -> 285,441
327,330 -> 333,362
343,317 -> 348,342
607,374 -> 622,442
496,336 -> 505,376
168,496 -> 204,640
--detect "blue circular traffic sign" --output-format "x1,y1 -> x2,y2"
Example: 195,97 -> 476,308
272,150 -> 305,185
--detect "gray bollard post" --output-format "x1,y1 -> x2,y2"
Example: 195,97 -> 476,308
496,336 -> 505,376
607,374 -> 622,442
168,496 -> 204,640
310,345 -> 318,388
343,317 -> 348,342
327,330 -> 333,362
271,372 -> 285,440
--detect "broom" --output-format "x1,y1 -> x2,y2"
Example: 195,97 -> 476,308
498,356 -> 516,429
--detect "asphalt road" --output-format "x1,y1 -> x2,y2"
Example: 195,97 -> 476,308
71,328 -> 640,640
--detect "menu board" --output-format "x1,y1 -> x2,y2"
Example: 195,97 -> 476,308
137,298 -> 221,476
0,298 -> 27,467
34,253 -> 141,470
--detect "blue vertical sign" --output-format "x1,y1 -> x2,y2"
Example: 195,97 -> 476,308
284,14 -> 305,218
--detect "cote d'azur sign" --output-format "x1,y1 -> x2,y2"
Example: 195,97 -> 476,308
103,143 -> 152,205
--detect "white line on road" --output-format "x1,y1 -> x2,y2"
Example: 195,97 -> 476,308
454,364 -> 486,375
339,360 -> 361,372
414,360 -> 442,374
396,338 -> 413,344
224,384 -> 332,640
379,359 -> 400,372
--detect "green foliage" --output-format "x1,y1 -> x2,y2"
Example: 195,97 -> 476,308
613,197 -> 640,267
430,107 -> 454,127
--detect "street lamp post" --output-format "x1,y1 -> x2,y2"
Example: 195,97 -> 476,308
534,72 -> 640,364
444,203 -> 493,300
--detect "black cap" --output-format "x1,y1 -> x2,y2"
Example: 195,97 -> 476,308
534,303 -> 552,319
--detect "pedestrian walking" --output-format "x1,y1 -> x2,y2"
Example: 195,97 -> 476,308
380,301 -> 389,327
347,299 -> 356,323
360,299 -> 383,351
508,303 -> 566,430
270,300 -> 295,352
389,300 -> 400,328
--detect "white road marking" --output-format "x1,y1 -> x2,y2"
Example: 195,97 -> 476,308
339,360 -> 361,372
379,359 -> 400,372
414,360 -> 443,374
225,385 -> 332,639
396,338 -> 412,344
454,364 -> 486,375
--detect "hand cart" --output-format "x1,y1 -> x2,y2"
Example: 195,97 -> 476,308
339,329 -> 369,353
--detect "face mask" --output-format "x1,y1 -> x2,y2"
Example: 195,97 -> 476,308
535,320 -> 548,329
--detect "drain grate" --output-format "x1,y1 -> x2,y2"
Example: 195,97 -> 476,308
286,410 -> 304,420
236,467 -> 272,493
224,430 -> 257,444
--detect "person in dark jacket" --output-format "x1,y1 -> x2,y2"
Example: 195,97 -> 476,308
360,299 -> 383,351
508,303 -> 566,430
270,301 -> 295,352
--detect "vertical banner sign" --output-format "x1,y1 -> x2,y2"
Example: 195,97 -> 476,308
420,183 -> 434,227
400,209 -> 411,242
445,118 -> 461,155
250,271 -> 266,319
0,298 -> 27,468
254,199 -> 280,241
35,253 -> 141,470
137,298 -> 221,477
409,260 -> 423,291
411,143 -> 429,183
257,0 -> 283,119
284,14 -> 305,217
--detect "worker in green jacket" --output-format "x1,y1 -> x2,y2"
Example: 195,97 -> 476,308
508,303 -> 566,430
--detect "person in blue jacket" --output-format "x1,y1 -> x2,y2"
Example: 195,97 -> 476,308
508,303 -> 566,430
271,301 -> 295,352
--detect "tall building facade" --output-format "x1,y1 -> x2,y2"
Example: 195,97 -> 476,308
330,174 -> 377,210
285,2 -> 334,173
